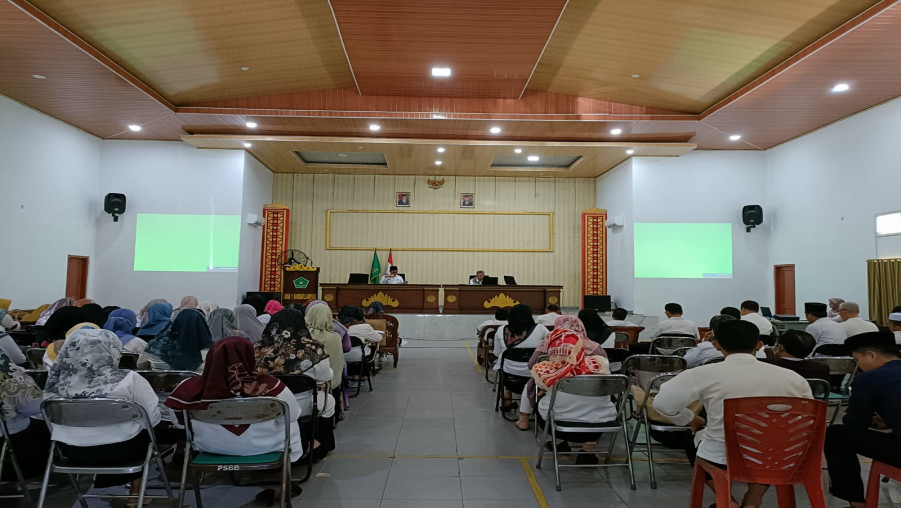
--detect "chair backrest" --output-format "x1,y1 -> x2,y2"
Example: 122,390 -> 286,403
603,348 -> 631,362
485,329 -> 497,343
652,336 -> 697,350
645,372 -> 678,394
723,396 -> 827,485
623,354 -> 686,390
187,397 -> 289,427
672,346 -> 695,357
808,357 -> 857,376
42,398 -> 154,429
26,348 -> 45,369
118,352 -> 140,370
501,347 -> 536,363
811,344 -> 852,357
806,379 -> 831,401
349,336 -> 365,348
137,370 -> 198,394
272,374 -> 317,395
614,332 -> 630,344
24,369 -> 48,389
548,374 -> 631,415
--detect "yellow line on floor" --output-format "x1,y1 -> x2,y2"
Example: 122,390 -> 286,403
520,457 -> 550,508
464,341 -> 483,373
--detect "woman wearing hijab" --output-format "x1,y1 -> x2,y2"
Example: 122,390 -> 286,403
308,301 -> 352,354
35,297 -> 76,326
43,328 -> 161,494
305,304 -> 347,409
166,336 -> 303,502
136,301 -> 173,338
208,308 -> 248,342
0,328 -> 26,366
338,306 -> 382,364
103,308 -> 147,354
0,349 -> 50,480
492,304 -> 548,413
258,300 -> 284,325
137,298 -> 168,327
256,309 -> 337,459
828,298 -> 845,321
172,295 -> 199,318
234,304 -> 265,343
0,307 -> 21,332
198,302 -> 218,321
142,309 -> 213,372
100,305 -> 120,324
79,303 -> 107,327
578,309 -> 616,348
44,322 -> 100,369
40,306 -> 93,367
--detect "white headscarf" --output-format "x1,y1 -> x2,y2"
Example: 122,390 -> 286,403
44,329 -> 128,399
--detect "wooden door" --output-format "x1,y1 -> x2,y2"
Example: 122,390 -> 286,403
66,256 -> 89,300
774,264 -> 795,315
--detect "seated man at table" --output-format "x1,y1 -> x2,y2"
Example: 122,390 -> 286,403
535,304 -> 561,326
654,320 -> 812,508
469,270 -> 486,285
684,314 -> 735,368
606,308 -> 637,327
804,301 -> 847,349
649,302 -> 700,340
824,331 -> 901,508
379,266 -> 405,284
761,330 -> 830,380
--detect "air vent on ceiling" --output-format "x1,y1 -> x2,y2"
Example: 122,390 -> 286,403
294,151 -> 388,166
490,154 -> 581,169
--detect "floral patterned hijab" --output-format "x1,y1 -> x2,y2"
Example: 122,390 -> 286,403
255,309 -> 327,374
0,350 -> 42,422
44,329 -> 129,399
531,329 -> 609,391
536,315 -> 606,357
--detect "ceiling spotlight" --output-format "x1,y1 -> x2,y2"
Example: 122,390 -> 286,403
431,67 -> 452,77
610,128 -> 622,135
729,134 -> 742,141
489,126 -> 501,134
243,142 -> 252,148
128,124 -> 141,132
631,74 -> 640,79
626,149 -> 634,155
831,83 -> 850,92
245,121 -> 258,128
527,155 -> 540,162
32,74 -> 47,80
240,66 -> 250,71
514,148 -> 522,154
435,160 -> 443,165
369,124 -> 381,131
437,147 -> 445,153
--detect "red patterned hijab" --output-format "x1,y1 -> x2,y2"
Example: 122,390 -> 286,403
531,329 -> 609,390
166,336 -> 283,435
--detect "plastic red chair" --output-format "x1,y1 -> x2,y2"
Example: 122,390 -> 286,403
865,461 -> 901,508
689,397 -> 828,508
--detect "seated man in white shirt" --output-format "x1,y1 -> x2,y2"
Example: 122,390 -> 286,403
804,301 -> 847,349
649,303 -> 700,340
379,266 -> 405,284
476,308 -> 508,338
469,270 -> 486,285
654,320 -> 813,508
890,308 -> 901,345
684,314 -> 735,368
739,300 -> 773,336
535,304 -> 562,326
839,301 -> 879,337
606,308 -> 637,327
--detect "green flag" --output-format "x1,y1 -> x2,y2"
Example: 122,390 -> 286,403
369,249 -> 381,284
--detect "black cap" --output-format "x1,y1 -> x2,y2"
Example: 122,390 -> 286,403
390,266 -> 398,271
804,302 -> 827,316
845,331 -> 899,352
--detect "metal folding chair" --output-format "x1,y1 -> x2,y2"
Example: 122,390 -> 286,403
629,372 -> 691,488
806,378 -> 831,401
179,397 -> 292,508
811,344 -> 852,357
25,349 -> 45,370
37,398 -> 175,508
273,374 -> 318,483
0,402 -> 34,507
136,370 -> 198,395
118,352 -> 140,370
671,346 -> 695,357
535,374 -> 636,491
809,356 -> 858,424
346,337 -> 373,397
650,336 -> 697,355
622,354 -> 686,427
482,328 -> 499,384
493,347 -> 536,421
603,348 -> 631,374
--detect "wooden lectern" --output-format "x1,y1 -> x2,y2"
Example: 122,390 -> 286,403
281,266 -> 319,306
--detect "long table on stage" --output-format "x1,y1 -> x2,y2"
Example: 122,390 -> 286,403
319,283 -> 562,314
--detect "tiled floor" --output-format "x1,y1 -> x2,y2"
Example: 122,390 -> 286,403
24,342 -> 901,507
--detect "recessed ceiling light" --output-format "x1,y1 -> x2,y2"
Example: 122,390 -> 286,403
435,160 -> 443,165
436,147 -> 445,153
243,142 -> 252,148
514,148 -> 522,154
527,155 -> 540,162
245,121 -> 258,128
631,74 -> 640,79
128,124 -> 141,132
729,134 -> 742,141
489,126 -> 501,134
431,67 -> 452,77
831,83 -> 850,92
626,149 -> 634,155
32,74 -> 47,80
610,128 -> 622,135
369,124 -> 381,131
432,114 -> 446,119
240,66 -> 250,71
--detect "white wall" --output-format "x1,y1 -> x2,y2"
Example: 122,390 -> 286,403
92,141 -> 246,310
237,153 -> 274,299
0,97 -> 101,309
596,159 -> 634,310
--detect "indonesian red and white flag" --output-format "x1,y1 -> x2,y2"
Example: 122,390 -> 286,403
385,249 -> 394,273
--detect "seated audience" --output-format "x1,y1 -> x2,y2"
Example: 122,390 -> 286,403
305,304 -> 347,394
0,329 -> 26,366
469,270 -> 486,285
41,307 -> 96,367
829,297 -> 845,321
234,303 -> 265,342
0,349 -> 50,480
719,306 -> 741,320
136,301 -> 173,338
535,304 -> 562,326
379,266 -> 405,284
684,314 -> 735,368
258,300 -> 284,325
804,302 -> 847,348
824,331 -> 901,508
477,308 -> 509,338
208,308 -> 247,341
43,329 -> 161,497
577,309 -> 615,348
307,300 -> 352,355
79,303 -> 106,327
532,328 -> 613,464
141,309 -> 213,372
739,300 -> 773,335
839,302 -> 879,337
493,304 -> 548,411
889,307 -> 901,344
762,330 -> 830,379
256,308 -> 336,460
366,301 -> 386,314
649,303 -> 700,340
35,297 -> 75,326
606,308 -> 637,327
136,298 -> 168,327
1,307 -> 21,332
339,306 -> 382,364
198,301 -> 218,321
166,337 -> 302,501
171,295 -> 199,318
103,308 -> 148,354
654,320 -> 812,508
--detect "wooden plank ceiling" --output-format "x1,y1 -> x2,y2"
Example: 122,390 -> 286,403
2,0 -> 901,174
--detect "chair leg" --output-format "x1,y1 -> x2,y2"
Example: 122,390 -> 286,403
280,453 -> 291,508
865,462 -> 884,508
67,474 -> 89,508
177,449 -> 191,508
192,470 -> 204,508
535,417 -> 549,469
36,443 -> 55,508
689,462 -> 707,508
804,476 -> 828,508
775,484 -> 796,508
153,451 -> 176,503
622,420 -> 636,491
713,470 -> 732,508
2,440 -> 35,508
135,444 -> 154,508
603,428 -> 617,464
550,421 -> 561,492
644,414 -> 657,489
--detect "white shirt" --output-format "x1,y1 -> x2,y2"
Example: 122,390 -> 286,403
345,323 -> 383,362
492,325 -> 549,377
535,313 -> 560,327
606,320 -> 637,327
842,317 -> 879,337
0,332 -> 26,365
806,318 -> 848,348
538,392 -> 617,424
650,317 -> 700,340
741,312 -> 773,335
257,314 -> 272,325
683,341 -> 723,369
379,275 -> 405,284
190,386 -> 303,462
45,371 -> 162,447
476,319 -> 506,337
469,277 -> 484,285
653,353 -> 812,464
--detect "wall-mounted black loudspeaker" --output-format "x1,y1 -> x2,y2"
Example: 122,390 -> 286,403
742,204 -> 763,232
104,193 -> 126,222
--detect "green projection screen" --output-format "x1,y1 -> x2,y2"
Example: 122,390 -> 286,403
134,214 -> 241,272
634,223 -> 733,279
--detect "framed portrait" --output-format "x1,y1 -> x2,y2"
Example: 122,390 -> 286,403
396,192 -> 411,207
460,193 -> 474,208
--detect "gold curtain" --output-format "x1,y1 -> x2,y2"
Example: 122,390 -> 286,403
867,258 -> 901,325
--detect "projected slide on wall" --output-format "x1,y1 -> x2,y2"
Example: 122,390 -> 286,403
634,223 -> 733,279
134,214 -> 241,272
